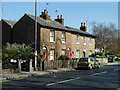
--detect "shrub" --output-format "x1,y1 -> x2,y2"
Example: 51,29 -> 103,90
96,56 -> 106,58
58,55 -> 69,60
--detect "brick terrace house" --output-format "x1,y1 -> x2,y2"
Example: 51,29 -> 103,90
1,19 -> 16,46
2,9 -> 96,61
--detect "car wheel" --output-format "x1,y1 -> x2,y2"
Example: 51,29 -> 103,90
97,64 -> 100,69
89,65 -> 92,70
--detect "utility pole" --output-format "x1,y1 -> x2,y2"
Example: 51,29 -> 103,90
34,0 -> 37,71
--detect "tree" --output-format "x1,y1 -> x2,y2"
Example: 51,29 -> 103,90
91,22 -> 118,53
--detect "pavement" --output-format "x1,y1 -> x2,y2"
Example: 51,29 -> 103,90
1,62 -> 120,82
1,67 -> 75,81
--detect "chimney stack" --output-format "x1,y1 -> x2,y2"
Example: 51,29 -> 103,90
54,15 -> 64,25
40,9 -> 51,20
80,22 -> 87,32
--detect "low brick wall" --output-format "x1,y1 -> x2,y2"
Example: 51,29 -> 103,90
2,68 -> 18,74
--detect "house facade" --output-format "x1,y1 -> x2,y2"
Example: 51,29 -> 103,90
1,19 -> 16,46
2,9 -> 96,61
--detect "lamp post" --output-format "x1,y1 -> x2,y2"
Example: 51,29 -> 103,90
34,0 -> 37,71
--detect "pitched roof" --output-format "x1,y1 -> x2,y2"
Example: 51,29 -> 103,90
66,26 -> 96,37
26,14 -> 96,38
2,19 -> 16,27
26,14 -> 70,31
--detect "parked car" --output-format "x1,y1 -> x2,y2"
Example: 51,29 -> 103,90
77,57 -> 100,70
107,55 -> 117,62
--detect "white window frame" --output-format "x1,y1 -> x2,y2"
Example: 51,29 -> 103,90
90,37 -> 92,45
62,49 -> 66,55
84,36 -> 86,45
50,29 -> 54,42
89,50 -> 92,56
76,50 -> 80,58
50,49 -> 54,61
76,34 -> 79,44
61,31 -> 66,43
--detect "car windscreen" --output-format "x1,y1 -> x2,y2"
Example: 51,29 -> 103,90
79,58 -> 88,62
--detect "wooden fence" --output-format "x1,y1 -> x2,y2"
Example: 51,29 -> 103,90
42,60 -> 79,70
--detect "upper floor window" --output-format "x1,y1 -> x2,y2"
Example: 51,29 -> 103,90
50,29 -> 54,42
76,50 -> 80,58
84,36 -> 86,45
90,37 -> 92,45
62,31 -> 66,43
76,34 -> 79,44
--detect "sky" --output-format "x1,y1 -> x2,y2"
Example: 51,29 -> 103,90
1,2 -> 118,33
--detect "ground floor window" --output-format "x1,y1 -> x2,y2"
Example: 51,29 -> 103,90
89,50 -> 92,56
83,49 -> 86,57
62,49 -> 66,55
76,50 -> 80,58
50,49 -> 54,61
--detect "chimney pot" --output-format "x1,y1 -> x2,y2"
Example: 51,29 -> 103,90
44,9 -> 47,14
57,15 -> 59,19
81,22 -> 83,27
84,23 -> 86,26
60,15 -> 62,19
46,11 -> 48,15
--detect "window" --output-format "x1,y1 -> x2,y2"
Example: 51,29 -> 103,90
76,50 -> 80,58
84,36 -> 86,45
62,31 -> 65,43
89,50 -> 92,56
50,29 -> 54,42
90,37 -> 92,45
83,49 -> 86,57
62,49 -> 66,55
50,49 -> 54,61
76,34 -> 79,44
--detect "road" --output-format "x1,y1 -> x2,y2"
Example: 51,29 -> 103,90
2,64 -> 120,89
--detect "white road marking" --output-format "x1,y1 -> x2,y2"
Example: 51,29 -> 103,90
46,83 -> 56,86
113,68 -> 120,71
91,73 -> 100,76
76,77 -> 81,80
91,71 -> 108,76
46,77 -> 81,86
101,71 -> 107,74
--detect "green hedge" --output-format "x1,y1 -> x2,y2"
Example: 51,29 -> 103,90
58,55 -> 69,60
96,56 -> 106,58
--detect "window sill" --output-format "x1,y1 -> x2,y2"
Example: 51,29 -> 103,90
62,41 -> 66,44
84,43 -> 86,45
50,41 -> 55,43
76,43 -> 79,45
